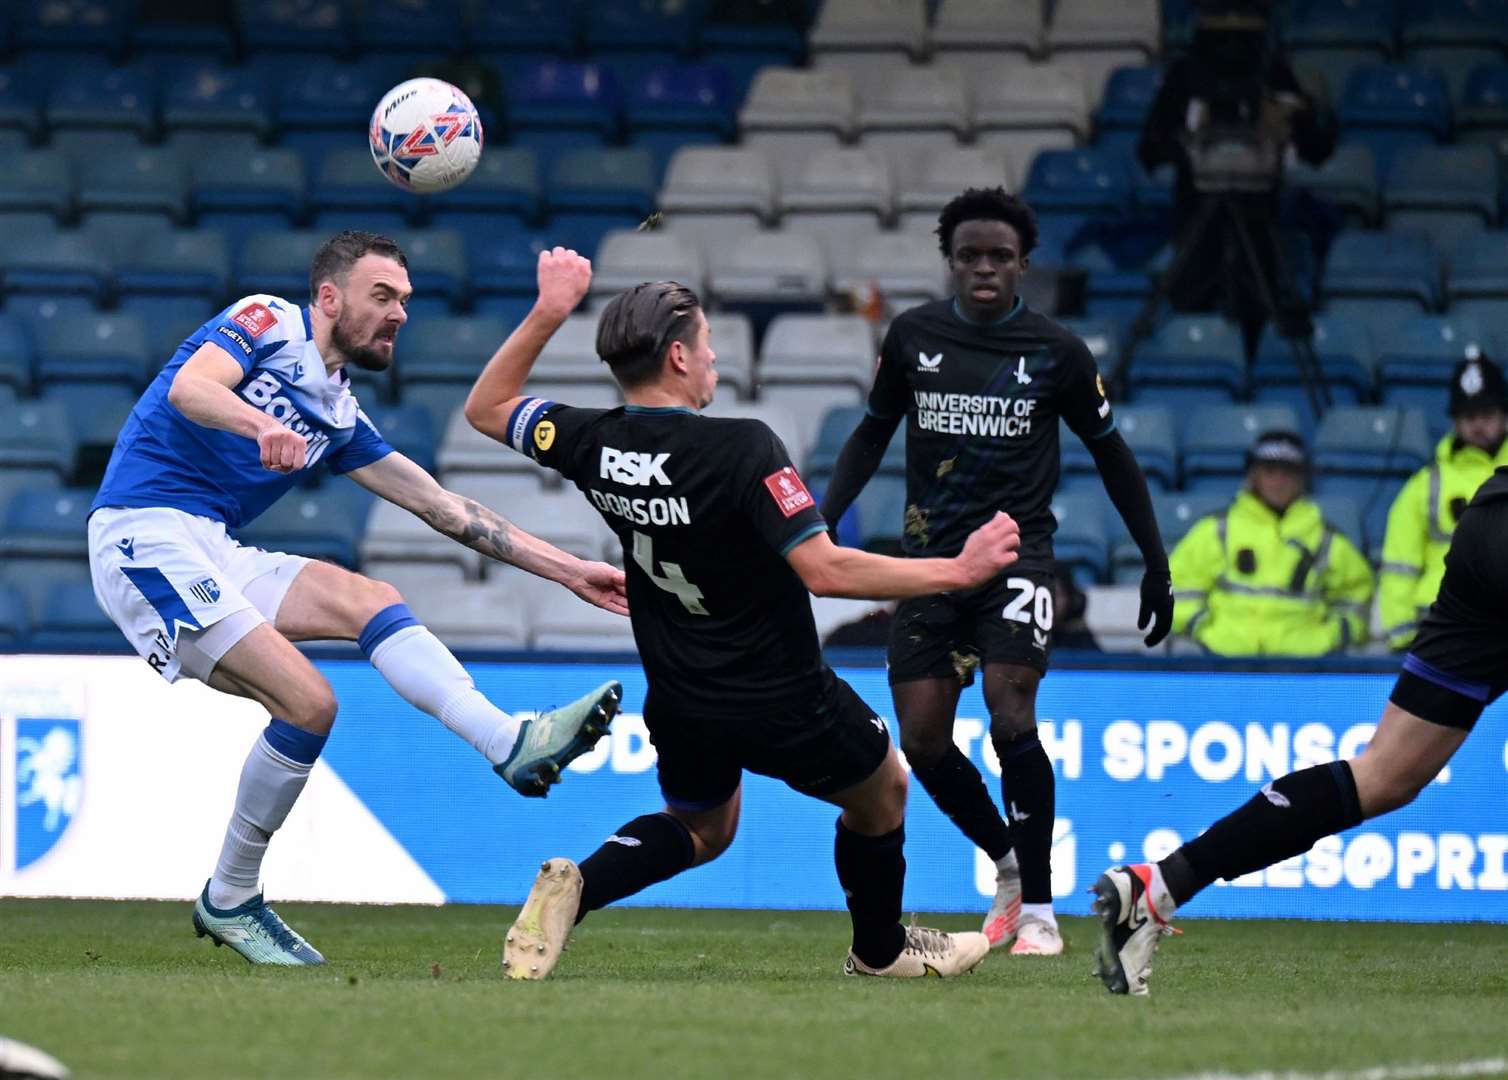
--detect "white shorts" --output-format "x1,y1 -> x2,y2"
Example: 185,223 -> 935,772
88,506 -> 310,684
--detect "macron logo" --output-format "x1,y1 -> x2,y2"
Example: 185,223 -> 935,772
600,447 -> 672,486
918,351 -> 943,371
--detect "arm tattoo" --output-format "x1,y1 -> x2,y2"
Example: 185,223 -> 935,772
420,495 -> 516,563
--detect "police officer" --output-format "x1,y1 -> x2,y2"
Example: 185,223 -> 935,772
1170,430 -> 1374,656
1380,353 -> 1508,650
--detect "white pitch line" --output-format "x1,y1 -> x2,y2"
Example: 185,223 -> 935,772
1161,1060 -> 1508,1080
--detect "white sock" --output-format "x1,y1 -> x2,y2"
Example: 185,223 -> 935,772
1021,902 -> 1057,929
368,624 -> 521,764
1144,863 -> 1178,918
209,734 -> 313,910
995,850 -> 1019,872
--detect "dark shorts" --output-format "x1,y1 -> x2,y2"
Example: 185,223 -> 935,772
1389,497 -> 1508,731
888,564 -> 1055,685
645,669 -> 892,812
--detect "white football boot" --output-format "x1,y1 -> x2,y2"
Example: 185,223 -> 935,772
495,682 -> 622,797
981,850 -> 1022,950
1090,863 -> 1181,996
844,925 -> 990,978
503,858 -> 583,980
1009,912 -> 1065,956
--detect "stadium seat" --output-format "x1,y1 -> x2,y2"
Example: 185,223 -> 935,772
1320,228 -> 1441,310
1127,314 -> 1246,408
697,2 -> 806,102
437,407 -> 554,478
1112,489 -> 1231,582
0,485 -> 94,560
1312,492 -> 1366,553
780,147 -> 892,221
76,147 -> 188,222
1057,318 -> 1124,383
1049,488 -> 1111,583
1446,230 -> 1508,301
386,230 -> 466,311
131,15 -> 237,64
353,0 -> 463,59
397,315 -> 511,387
1047,0 -> 1160,56
1376,313 -> 1496,419
1255,313 -> 1376,410
504,60 -> 622,167
1095,65 -> 1162,143
545,147 -> 657,232
234,0 -> 348,55
807,0 -> 927,75
426,148 -> 541,231
1182,404 -> 1304,491
0,149 -> 73,221
1400,0 -> 1508,51
704,312 -> 755,402
488,488 -> 615,563
1062,404 -> 1178,491
831,231 -> 947,310
1383,143 -> 1500,251
624,63 -> 736,177
28,580 -> 123,653
400,576 -> 530,649
705,229 -> 828,331
894,148 -> 1016,227
1403,45 -> 1502,102
931,0 -> 1041,62
759,314 -> 875,396
530,591 -> 638,652
1286,0 -> 1397,55
0,315 -> 30,395
532,313 -> 616,386
269,60 -> 384,168
1339,65 -> 1451,170
1285,142 -> 1380,226
361,403 -> 437,476
0,66 -> 41,139
852,474 -> 908,551
738,68 -> 857,144
699,400 -> 805,475
805,405 -> 905,484
311,148 -> 421,227
0,583 -> 27,647
591,229 -> 707,303
190,149 -> 305,236
237,230 -> 324,298
114,229 -> 231,301
0,231 -> 109,301
1022,148 -> 1134,216
47,62 -> 155,135
855,67 -> 968,177
658,146 -> 778,225
1456,62 -> 1508,145
0,398 -> 74,479
361,560 -> 470,596
161,62 -> 272,136
1313,405 -> 1432,478
40,382 -> 136,483
232,489 -> 370,570
36,312 -> 151,390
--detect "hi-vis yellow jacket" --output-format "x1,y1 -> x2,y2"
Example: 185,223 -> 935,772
1379,435 -> 1508,649
1170,490 -> 1375,656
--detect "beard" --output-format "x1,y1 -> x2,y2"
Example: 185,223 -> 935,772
332,313 -> 392,372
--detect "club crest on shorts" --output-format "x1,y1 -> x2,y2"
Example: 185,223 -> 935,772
188,577 -> 221,605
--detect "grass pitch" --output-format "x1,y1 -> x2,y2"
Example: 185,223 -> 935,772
2,899 -> 1506,1080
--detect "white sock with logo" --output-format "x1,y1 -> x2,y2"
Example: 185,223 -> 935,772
367,625 -> 521,764
208,732 -> 315,910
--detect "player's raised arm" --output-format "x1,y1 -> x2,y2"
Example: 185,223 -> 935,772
787,511 -> 1021,599
465,247 -> 593,441
167,343 -> 308,473
346,450 -> 628,615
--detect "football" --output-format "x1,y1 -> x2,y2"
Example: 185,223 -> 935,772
368,77 -> 483,194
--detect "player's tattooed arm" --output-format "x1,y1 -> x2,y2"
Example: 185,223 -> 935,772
418,493 -> 516,562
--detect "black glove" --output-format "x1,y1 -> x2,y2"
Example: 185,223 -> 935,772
1139,568 -> 1173,647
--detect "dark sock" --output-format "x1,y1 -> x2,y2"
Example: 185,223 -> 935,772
995,730 -> 1055,904
1162,760 -> 1363,906
834,819 -> 907,969
909,745 -> 1014,862
576,812 -> 696,923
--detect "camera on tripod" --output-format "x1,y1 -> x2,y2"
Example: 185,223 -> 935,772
1181,0 -> 1289,194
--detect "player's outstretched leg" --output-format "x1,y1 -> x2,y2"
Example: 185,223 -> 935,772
193,882 -> 326,966
503,858 -> 582,980
495,681 -> 622,796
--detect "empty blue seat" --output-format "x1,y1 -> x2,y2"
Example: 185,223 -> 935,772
0,316 -> 31,394
1023,148 -> 1133,216
132,17 -> 237,62
191,148 -> 305,235
40,382 -> 135,482
473,0 -> 578,52
1447,230 -> 1508,300
1062,405 -> 1178,490
626,62 -> 735,137
1057,317 -> 1124,382
18,0 -> 128,53
1049,489 -> 1110,583
28,579 -> 124,653
0,149 -> 73,220
1457,62 -> 1508,141
0,400 -> 74,477
47,62 -> 155,135
115,230 -> 231,300
1128,314 -> 1246,406
1286,0 -> 1397,53
0,583 -> 27,647
505,61 -> 622,167
468,226 -> 555,297
854,475 -> 908,552
269,60 -> 384,171
232,490 -> 368,570
1096,66 -> 1162,140
387,230 -> 467,309
805,405 -> 905,483
235,0 -> 348,55
162,62 -> 271,135
311,148 -> 421,223
77,148 -> 188,221
1313,405 -> 1432,477
1376,313 -> 1495,418
546,147 -> 657,221
1286,142 -> 1379,225
0,231 -> 110,301
398,315 -> 512,386
360,403 -> 437,475
0,66 -> 41,138
1183,404 -> 1304,488
1401,0 -> 1508,51
237,230 -> 324,297
1113,490 -> 1230,579
1321,229 -> 1440,309
354,0 -> 464,58
585,0 -> 704,54
36,312 -> 151,389
1339,65 -> 1451,169
426,148 -> 541,230
1383,143 -> 1498,221
0,485 -> 94,559
1255,313 -> 1375,405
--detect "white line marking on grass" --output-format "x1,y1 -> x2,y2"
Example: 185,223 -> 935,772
1163,1060 -> 1508,1080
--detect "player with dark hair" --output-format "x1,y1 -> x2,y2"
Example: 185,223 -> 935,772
819,188 -> 1174,956
465,250 -> 1024,980
88,230 -> 626,966
1093,462 -> 1508,994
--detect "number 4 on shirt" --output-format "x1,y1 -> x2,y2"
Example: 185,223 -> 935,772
632,530 -> 709,615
